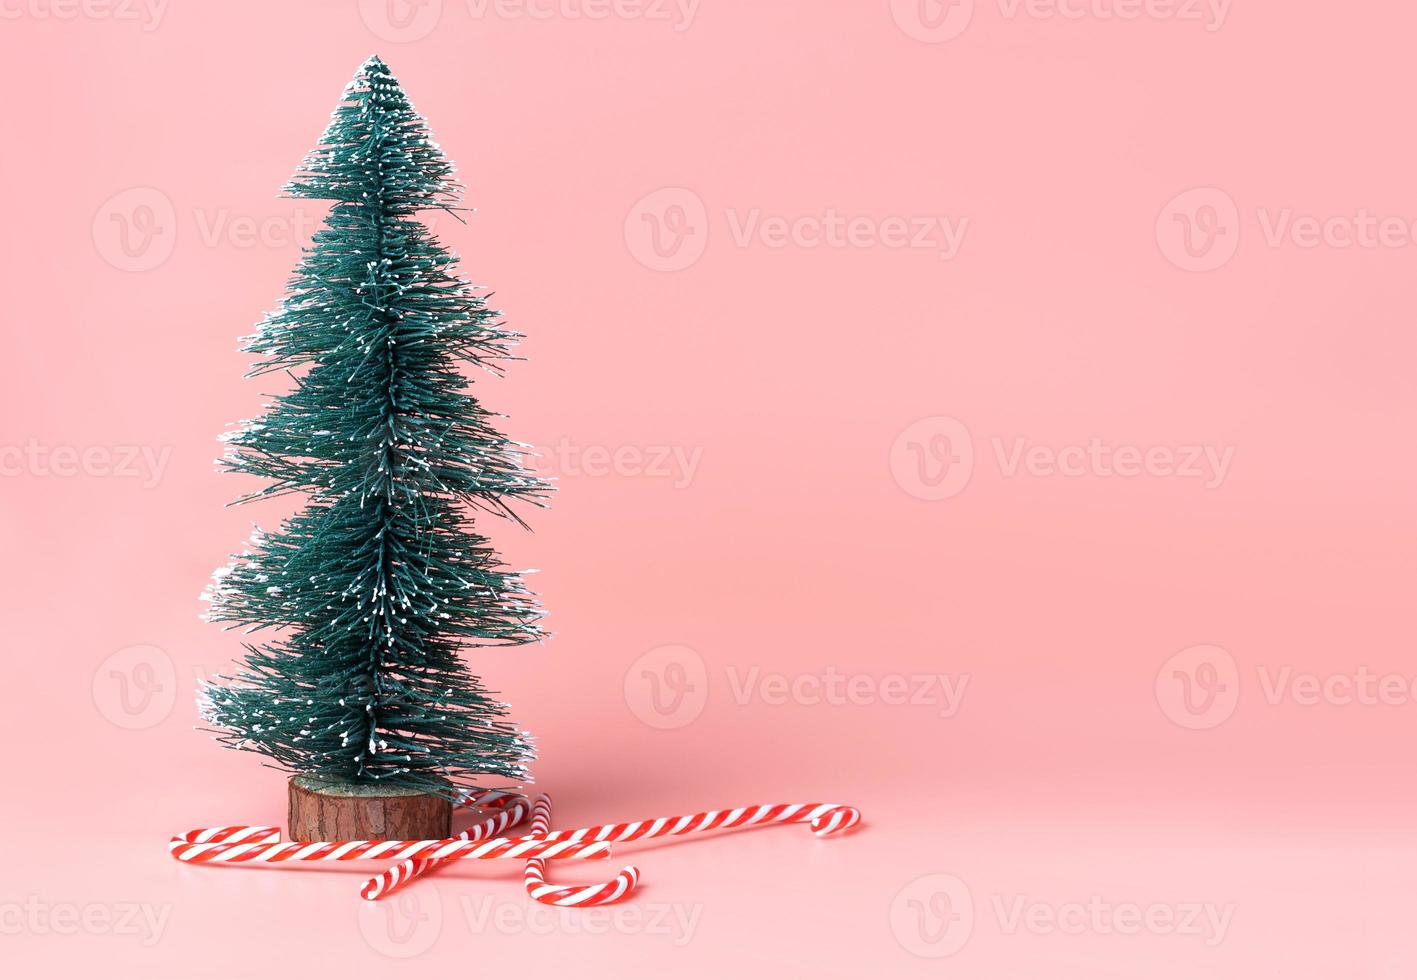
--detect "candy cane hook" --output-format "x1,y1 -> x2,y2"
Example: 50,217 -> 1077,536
522,794 -> 641,907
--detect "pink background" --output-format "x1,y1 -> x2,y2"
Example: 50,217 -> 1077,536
3,1 -> 1415,975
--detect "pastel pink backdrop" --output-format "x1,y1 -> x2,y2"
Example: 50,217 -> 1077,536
2,1 -> 1415,976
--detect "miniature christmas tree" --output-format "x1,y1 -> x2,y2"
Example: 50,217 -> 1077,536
200,56 -> 546,805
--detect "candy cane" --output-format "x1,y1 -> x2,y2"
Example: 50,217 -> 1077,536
361,793 -> 642,905
522,795 -> 641,907
360,791 -> 534,901
168,827 -> 610,864
172,799 -> 859,901
365,799 -> 859,899
536,802 -> 861,844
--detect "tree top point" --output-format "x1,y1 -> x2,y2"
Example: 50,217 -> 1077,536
358,54 -> 393,79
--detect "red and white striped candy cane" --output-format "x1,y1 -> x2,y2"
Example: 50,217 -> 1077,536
522,795 -> 641,907
537,802 -> 861,844
366,800 -> 859,900
173,798 -> 859,901
363,793 -> 640,906
168,827 -> 610,864
360,791 -> 534,901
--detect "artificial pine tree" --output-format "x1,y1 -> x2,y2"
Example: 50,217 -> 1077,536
200,56 -> 546,811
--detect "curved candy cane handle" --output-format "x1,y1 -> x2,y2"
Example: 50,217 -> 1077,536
807,804 -> 861,837
523,795 -> 641,907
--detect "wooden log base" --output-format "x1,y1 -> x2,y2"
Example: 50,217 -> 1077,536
288,774 -> 451,842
